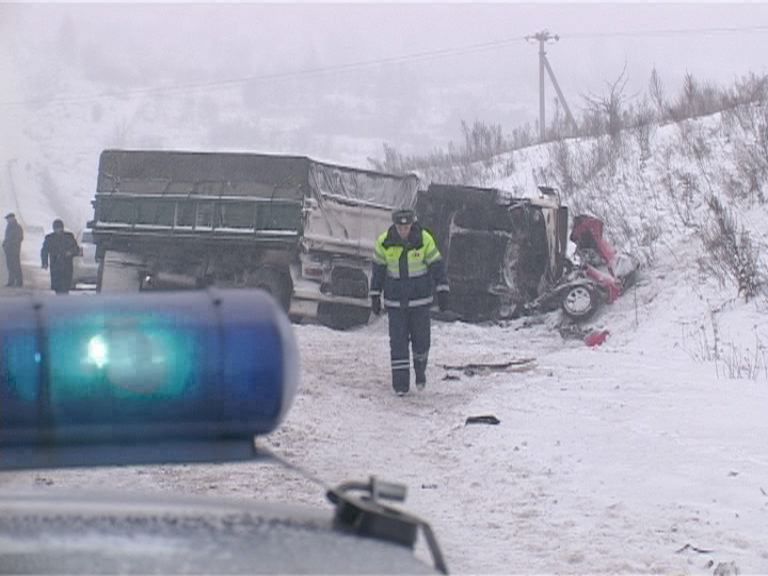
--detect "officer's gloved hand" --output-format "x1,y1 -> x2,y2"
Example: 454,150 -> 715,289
437,291 -> 449,312
371,295 -> 382,316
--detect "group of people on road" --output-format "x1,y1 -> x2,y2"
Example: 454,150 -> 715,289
3,213 -> 80,294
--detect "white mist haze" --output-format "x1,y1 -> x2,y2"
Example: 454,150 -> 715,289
1,4 -> 768,575
4,3 -> 768,167
3,2 -> 768,254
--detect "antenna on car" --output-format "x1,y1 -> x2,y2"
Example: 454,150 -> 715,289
327,477 -> 449,574
262,445 -> 449,575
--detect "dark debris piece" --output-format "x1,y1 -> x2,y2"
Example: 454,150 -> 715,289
465,415 -> 501,426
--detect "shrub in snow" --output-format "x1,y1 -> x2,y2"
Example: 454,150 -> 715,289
698,195 -> 763,301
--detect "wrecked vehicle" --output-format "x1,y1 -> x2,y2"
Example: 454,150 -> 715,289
521,214 -> 639,321
560,214 -> 638,320
415,184 -> 569,322
89,149 -> 418,329
89,149 -> 616,327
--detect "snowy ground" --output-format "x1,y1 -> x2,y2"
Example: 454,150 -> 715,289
1,240 -> 767,575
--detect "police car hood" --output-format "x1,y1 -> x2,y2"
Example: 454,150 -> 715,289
0,487 -> 437,574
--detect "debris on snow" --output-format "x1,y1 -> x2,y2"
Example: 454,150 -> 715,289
465,415 -> 501,426
440,357 -> 536,377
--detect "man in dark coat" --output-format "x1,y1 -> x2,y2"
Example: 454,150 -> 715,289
3,213 -> 24,287
370,208 -> 450,396
41,218 -> 79,294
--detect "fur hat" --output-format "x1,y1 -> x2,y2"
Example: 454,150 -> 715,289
392,209 -> 415,225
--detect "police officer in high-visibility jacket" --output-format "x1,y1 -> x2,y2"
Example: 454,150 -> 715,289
370,208 -> 449,396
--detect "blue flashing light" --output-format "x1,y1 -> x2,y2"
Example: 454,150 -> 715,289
0,289 -> 299,466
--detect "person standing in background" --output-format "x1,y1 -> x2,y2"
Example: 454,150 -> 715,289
3,213 -> 24,287
41,218 -> 79,294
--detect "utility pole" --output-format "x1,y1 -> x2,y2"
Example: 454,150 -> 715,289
525,30 -> 577,141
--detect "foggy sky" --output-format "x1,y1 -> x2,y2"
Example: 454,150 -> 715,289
2,2 -> 768,160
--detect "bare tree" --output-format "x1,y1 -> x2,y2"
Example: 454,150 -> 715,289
629,98 -> 656,164
649,67 -> 666,119
699,195 -> 763,301
582,63 -> 632,140
670,72 -> 723,120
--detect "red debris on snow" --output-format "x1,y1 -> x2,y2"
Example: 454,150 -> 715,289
585,330 -> 610,347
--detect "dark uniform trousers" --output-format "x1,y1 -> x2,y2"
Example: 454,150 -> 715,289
3,219 -> 24,287
4,246 -> 22,287
388,305 -> 431,393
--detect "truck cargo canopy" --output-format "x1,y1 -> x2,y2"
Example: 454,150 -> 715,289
97,150 -> 418,208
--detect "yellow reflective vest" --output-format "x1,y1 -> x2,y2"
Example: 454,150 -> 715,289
370,223 -> 449,308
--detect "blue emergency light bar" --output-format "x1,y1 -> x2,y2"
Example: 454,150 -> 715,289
0,289 -> 299,470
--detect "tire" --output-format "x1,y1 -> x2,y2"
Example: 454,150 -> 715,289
561,284 -> 599,321
98,251 -> 143,293
317,303 -> 370,330
235,268 -> 292,312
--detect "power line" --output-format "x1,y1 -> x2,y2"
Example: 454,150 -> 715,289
562,24 -> 768,40
0,36 -> 529,108
2,23 -> 768,107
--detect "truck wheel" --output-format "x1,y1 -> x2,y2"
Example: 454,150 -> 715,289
318,303 -> 370,330
561,284 -> 598,321
239,268 -> 291,312
98,251 -> 143,293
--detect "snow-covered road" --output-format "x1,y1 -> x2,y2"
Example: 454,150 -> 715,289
2,250 -> 767,574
